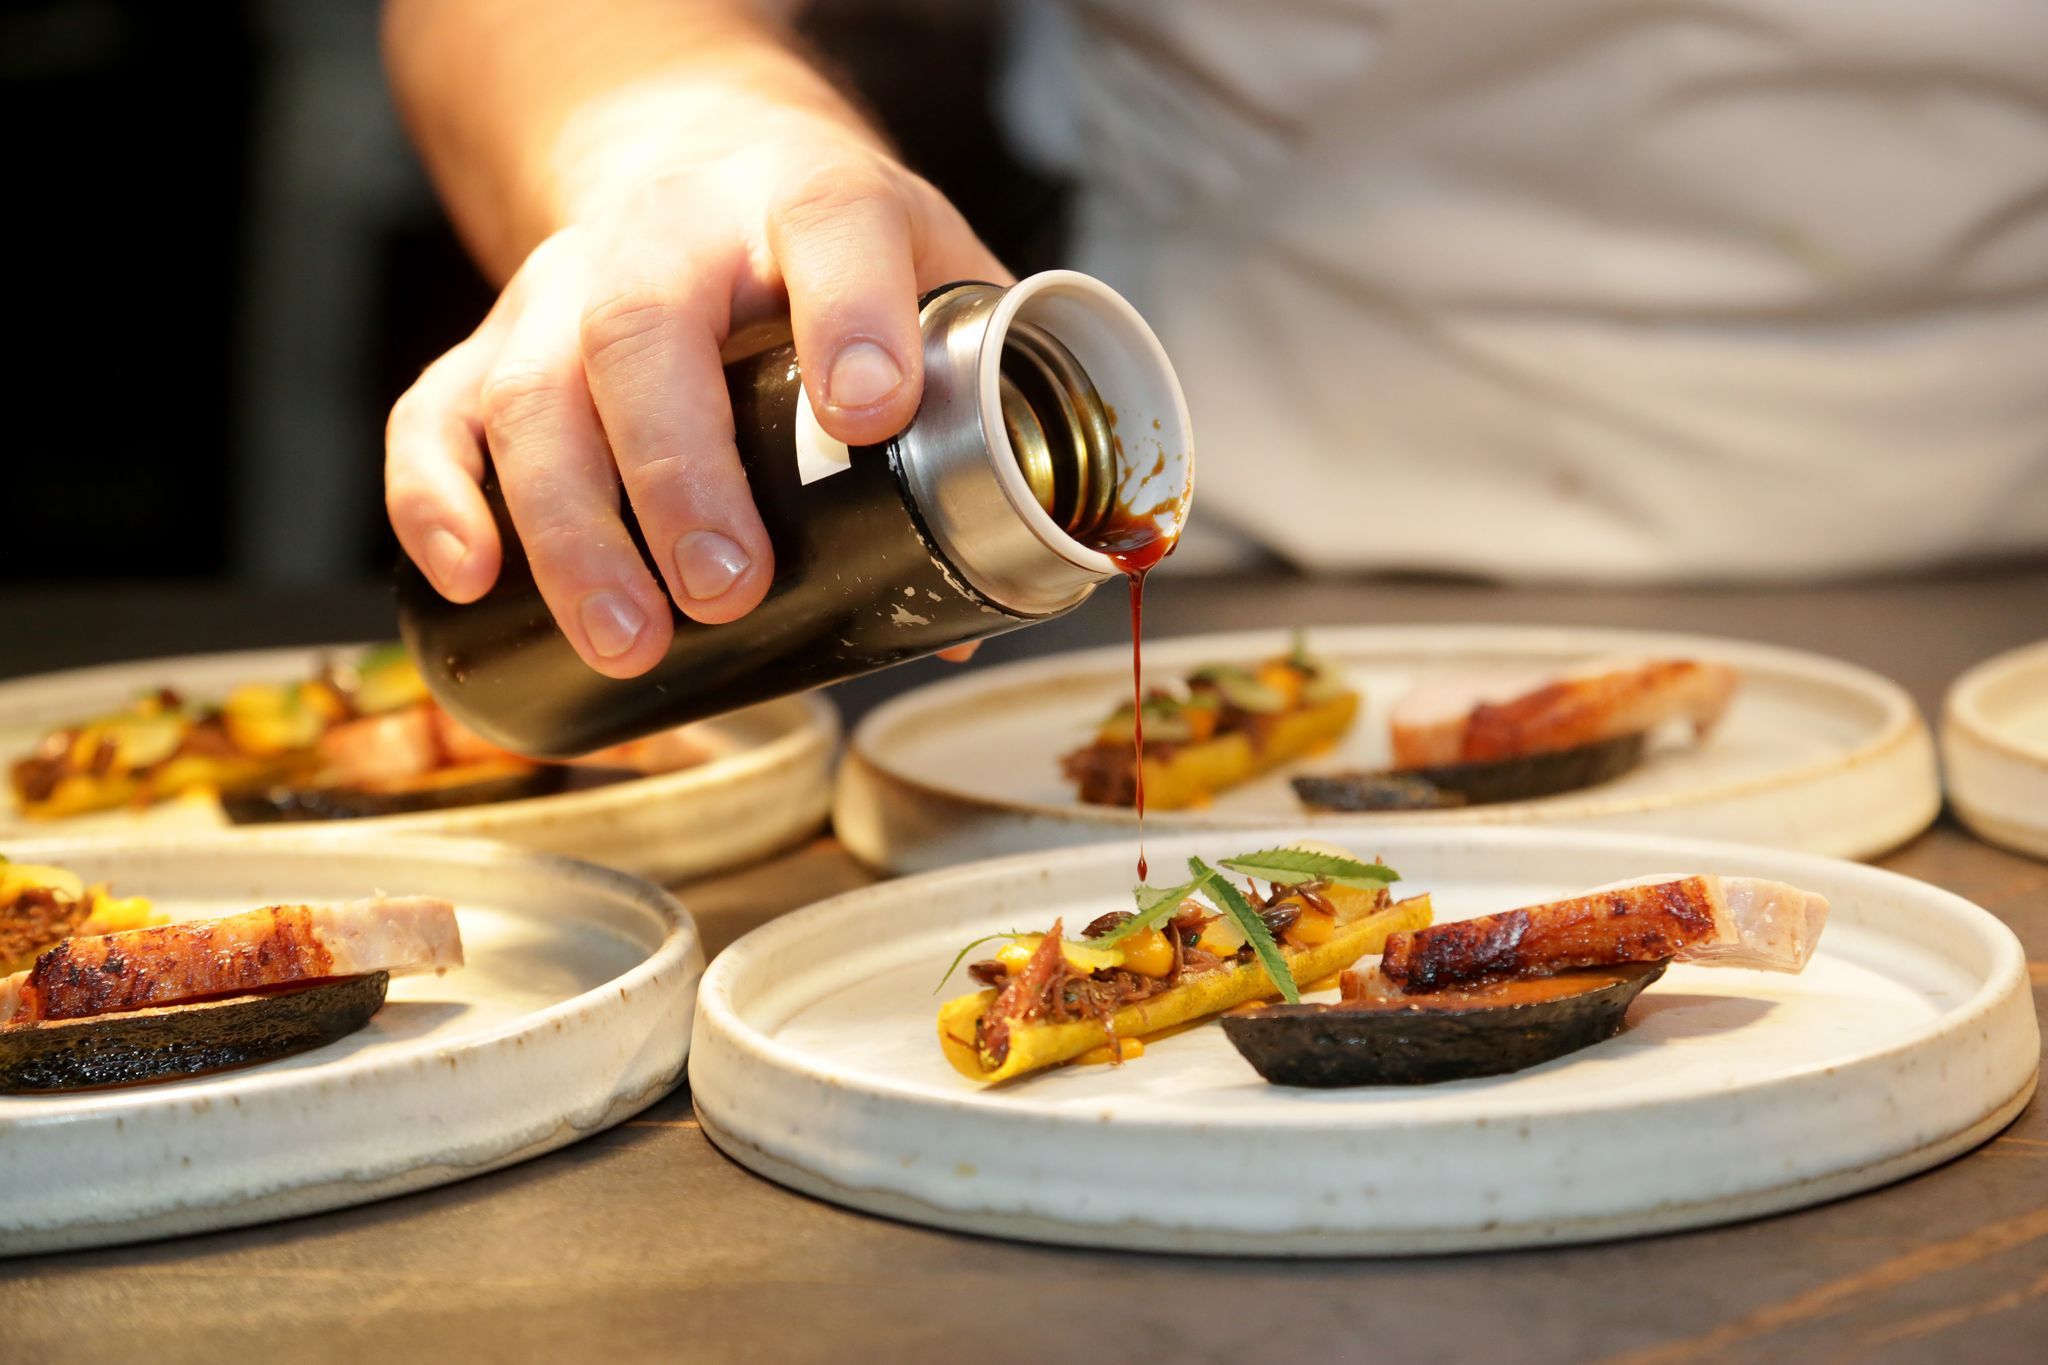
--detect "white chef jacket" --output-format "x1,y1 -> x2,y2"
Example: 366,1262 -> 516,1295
999,0 -> 2048,581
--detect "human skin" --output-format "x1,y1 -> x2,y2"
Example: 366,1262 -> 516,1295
382,0 -> 1006,676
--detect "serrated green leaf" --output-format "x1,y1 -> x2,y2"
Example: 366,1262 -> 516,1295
1188,856 -> 1299,1004
1220,847 -> 1399,890
931,930 -> 1032,995
1132,880 -> 1190,914
1085,875 -> 1202,951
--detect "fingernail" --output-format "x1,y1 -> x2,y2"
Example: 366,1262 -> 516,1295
674,530 -> 750,600
425,527 -> 468,587
826,341 -> 903,410
579,591 -> 646,659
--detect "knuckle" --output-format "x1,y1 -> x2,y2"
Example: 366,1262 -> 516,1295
769,160 -> 896,235
522,516 -> 622,583
579,285 -> 676,370
617,451 -> 709,526
477,363 -> 565,439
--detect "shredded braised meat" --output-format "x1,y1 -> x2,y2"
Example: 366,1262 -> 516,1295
1061,741 -> 1182,807
971,907 -> 1234,1068
11,750 -> 65,803
0,886 -> 91,974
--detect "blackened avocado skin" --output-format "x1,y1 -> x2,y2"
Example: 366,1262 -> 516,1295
0,972 -> 389,1092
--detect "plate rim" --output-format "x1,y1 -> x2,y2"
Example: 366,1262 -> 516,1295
1944,637 -> 2048,768
694,1073 -> 2038,1257
1940,638 -> 2048,858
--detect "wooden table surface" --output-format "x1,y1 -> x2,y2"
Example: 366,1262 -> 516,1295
3,568 -> 2046,1364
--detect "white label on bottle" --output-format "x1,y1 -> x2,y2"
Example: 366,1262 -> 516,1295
793,384 -> 852,485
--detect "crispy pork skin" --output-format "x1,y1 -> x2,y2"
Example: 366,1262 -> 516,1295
2,896 -> 461,1024
1390,657 -> 1740,768
1379,875 -> 1825,992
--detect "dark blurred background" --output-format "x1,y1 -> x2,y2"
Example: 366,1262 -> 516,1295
6,0 -> 1066,587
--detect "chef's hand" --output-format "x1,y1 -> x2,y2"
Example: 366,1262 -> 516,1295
382,4 -> 1006,678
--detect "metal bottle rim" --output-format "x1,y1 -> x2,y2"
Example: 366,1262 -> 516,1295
891,271 -> 1196,617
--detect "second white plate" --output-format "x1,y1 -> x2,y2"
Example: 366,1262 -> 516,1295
0,644 -> 839,884
0,831 -> 702,1256
835,625 -> 1939,873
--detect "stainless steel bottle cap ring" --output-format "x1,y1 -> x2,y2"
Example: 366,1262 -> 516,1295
893,272 -> 1195,617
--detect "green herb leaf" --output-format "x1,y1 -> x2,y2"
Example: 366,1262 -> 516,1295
1220,847 -> 1399,890
1188,665 -> 1287,713
1188,856 -> 1300,1004
931,931 -> 1031,995
1133,879 -> 1194,915
1086,875 -> 1203,951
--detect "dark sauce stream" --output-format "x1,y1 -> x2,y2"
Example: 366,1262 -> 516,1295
1088,499 -> 1176,884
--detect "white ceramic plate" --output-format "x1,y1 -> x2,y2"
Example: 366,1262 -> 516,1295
0,831 -> 701,1256
691,826 -> 2036,1256
0,644 -> 838,883
1943,639 -> 2048,862
836,625 -> 1939,873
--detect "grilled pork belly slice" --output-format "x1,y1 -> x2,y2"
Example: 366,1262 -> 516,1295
1378,875 -> 1826,993
1389,657 -> 1740,769
0,895 -> 461,1025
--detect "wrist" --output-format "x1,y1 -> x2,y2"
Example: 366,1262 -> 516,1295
547,58 -> 886,232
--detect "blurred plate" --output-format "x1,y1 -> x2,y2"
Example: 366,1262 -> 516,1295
836,625 -> 1938,873
1943,638 -> 2048,861
691,825 -> 2035,1256
0,831 -> 701,1255
0,644 -> 838,883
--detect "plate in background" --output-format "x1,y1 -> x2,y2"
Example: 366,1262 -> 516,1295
1943,638 -> 2048,861
0,644 -> 837,883
836,625 -> 1939,873
0,832 -> 701,1255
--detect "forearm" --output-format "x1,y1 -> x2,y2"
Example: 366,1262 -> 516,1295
382,0 -> 880,280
